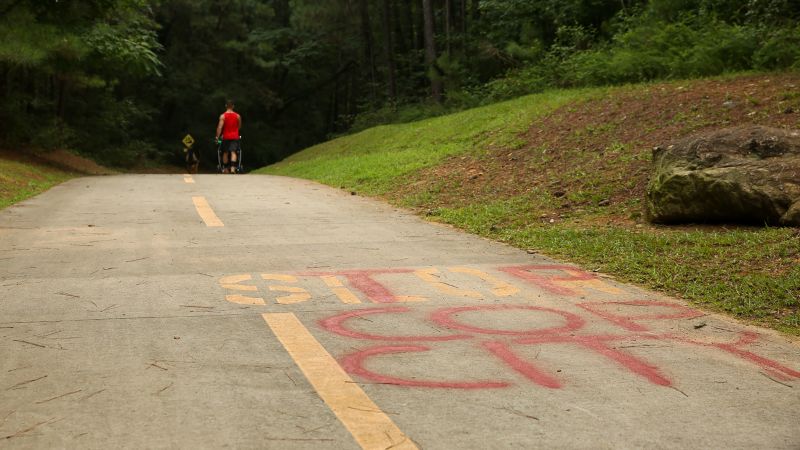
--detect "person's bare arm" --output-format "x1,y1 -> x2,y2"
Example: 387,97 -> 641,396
216,114 -> 225,138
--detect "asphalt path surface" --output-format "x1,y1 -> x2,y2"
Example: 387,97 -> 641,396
1,174 -> 799,449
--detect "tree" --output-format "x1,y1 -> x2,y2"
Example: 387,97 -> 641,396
0,0 -> 162,163
422,0 -> 443,102
359,0 -> 378,100
381,0 -> 398,102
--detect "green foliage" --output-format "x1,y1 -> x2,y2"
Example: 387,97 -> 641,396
0,9 -> 65,67
338,0 -> 800,129
3,0 -> 800,167
30,120 -> 78,150
457,4 -> 800,105
753,25 -> 800,69
85,20 -> 163,77
560,18 -> 760,85
0,0 -> 163,166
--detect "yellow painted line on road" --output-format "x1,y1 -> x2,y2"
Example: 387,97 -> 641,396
268,286 -> 312,304
184,175 -> 195,183
221,284 -> 258,291
192,196 -> 224,227
263,313 -> 417,450
321,275 -> 362,304
262,274 -> 312,304
449,267 -> 519,297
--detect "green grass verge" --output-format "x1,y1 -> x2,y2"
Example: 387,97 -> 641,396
258,78 -> 800,334
256,88 -> 597,195
435,198 -> 800,334
0,158 -> 75,209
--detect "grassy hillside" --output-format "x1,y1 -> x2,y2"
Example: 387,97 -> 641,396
258,72 -> 800,334
263,88 -> 598,195
0,154 -> 76,210
0,147 -> 123,210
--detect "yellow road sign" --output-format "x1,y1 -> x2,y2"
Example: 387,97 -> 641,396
182,134 -> 195,148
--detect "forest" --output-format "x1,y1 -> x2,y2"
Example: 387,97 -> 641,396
1,0 -> 799,169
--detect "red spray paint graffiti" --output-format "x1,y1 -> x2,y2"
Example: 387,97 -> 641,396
320,306 -> 471,342
430,305 -> 585,336
231,264 -> 799,390
498,265 -> 598,296
320,302 -> 800,390
340,345 -> 511,389
300,269 -> 416,303
577,300 -> 705,332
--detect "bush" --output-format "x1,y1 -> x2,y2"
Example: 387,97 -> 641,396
349,102 -> 451,133
30,120 -> 78,151
474,13 -> 775,100
507,14 -> 791,91
349,4 -> 800,132
482,65 -> 551,100
753,25 -> 800,69
95,139 -> 156,168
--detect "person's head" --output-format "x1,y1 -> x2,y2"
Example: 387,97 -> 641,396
225,100 -> 235,110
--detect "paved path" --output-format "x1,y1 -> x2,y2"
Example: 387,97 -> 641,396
1,174 -> 799,449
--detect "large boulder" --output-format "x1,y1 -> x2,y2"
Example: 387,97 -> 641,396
646,126 -> 800,226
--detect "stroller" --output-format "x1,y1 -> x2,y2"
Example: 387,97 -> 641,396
216,137 -> 243,174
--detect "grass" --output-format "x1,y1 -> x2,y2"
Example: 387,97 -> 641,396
0,157 -> 75,209
257,88 -> 597,195
436,198 -> 800,333
258,73 -> 800,334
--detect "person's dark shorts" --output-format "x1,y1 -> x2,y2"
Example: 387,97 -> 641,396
221,139 -> 240,154
186,148 -> 199,163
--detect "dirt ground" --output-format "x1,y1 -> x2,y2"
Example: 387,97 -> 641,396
0,148 -> 186,175
0,148 -> 113,175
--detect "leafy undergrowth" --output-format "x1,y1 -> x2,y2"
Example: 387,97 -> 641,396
260,72 -> 800,334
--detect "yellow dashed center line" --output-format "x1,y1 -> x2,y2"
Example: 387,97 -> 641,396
184,175 -> 195,184
263,313 -> 417,450
192,196 -> 224,227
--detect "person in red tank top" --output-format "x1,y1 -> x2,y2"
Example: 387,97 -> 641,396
215,100 -> 242,173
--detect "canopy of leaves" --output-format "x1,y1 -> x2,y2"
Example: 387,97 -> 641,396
1,0 -> 798,168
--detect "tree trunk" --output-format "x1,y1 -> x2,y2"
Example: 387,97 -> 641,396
422,0 -> 443,102
359,0 -> 377,99
392,0 -> 409,56
273,0 -> 291,27
381,0 -> 397,102
345,68 -> 354,124
471,0 -> 479,22
461,0 -> 467,34
400,0 -> 417,52
56,76 -> 68,120
329,84 -> 338,135
0,65 -> 7,105
459,0 -> 468,55
413,0 -> 425,52
0,65 -> 8,140
444,0 -> 452,55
